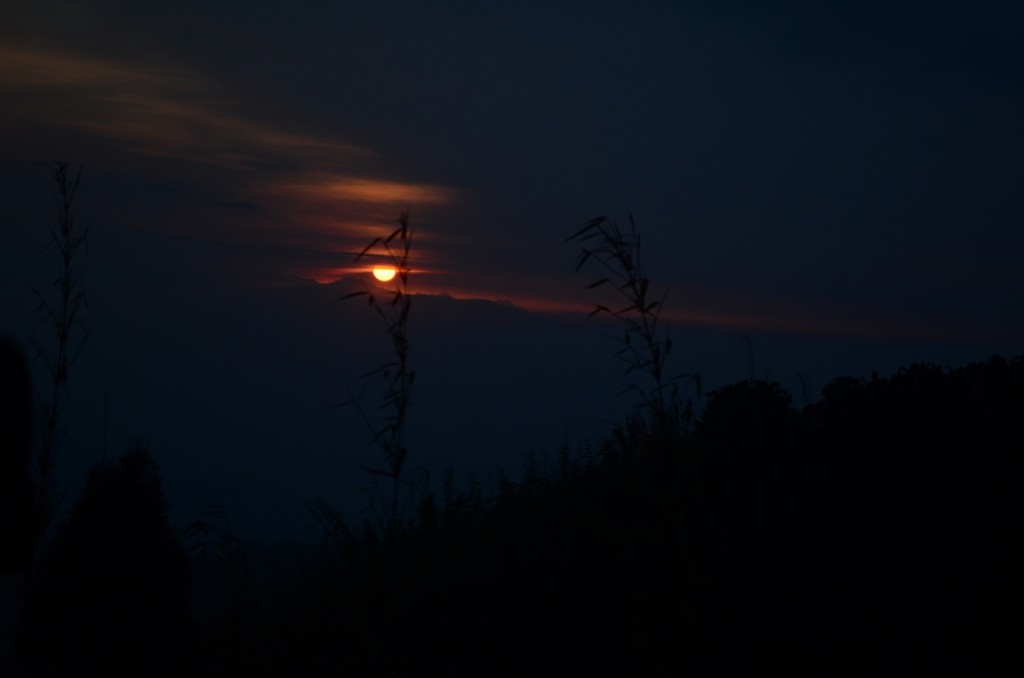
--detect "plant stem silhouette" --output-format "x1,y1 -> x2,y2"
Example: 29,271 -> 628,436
28,162 -> 88,543
341,212 -> 416,539
566,215 -> 698,438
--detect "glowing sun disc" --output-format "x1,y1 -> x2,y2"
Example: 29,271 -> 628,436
372,265 -> 398,282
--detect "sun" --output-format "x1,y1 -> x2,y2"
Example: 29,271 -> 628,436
372,265 -> 398,282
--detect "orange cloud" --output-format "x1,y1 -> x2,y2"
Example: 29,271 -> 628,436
3,42 -> 464,298
0,44 -> 370,170
258,173 -> 457,261
269,175 -> 454,208
318,178 -> 453,206
0,44 -> 191,89
2,42 -> 459,263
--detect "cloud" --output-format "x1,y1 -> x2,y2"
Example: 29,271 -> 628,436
285,177 -> 453,206
258,173 -> 458,267
1,41 -> 463,287
0,44 -> 370,171
266,175 -> 454,215
0,44 -> 189,89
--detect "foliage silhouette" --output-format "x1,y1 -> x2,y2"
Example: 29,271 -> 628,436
168,355 -> 1022,675
28,162 -> 89,545
696,379 -> 799,454
16,440 -> 193,675
338,212 -> 417,539
181,502 -> 250,622
0,337 -> 35,573
566,215 -> 699,440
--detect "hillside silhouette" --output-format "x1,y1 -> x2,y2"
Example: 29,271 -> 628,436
7,354 -> 1018,674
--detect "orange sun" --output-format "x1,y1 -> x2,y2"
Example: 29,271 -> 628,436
372,265 -> 398,282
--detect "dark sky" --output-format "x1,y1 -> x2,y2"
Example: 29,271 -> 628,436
2,1 -> 1022,540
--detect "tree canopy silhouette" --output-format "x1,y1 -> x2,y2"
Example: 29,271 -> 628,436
17,441 -> 193,675
0,336 -> 35,573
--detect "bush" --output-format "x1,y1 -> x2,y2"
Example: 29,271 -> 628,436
17,441 -> 194,675
0,337 -> 36,573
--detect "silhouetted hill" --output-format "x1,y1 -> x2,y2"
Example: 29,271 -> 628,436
4,353 -> 1020,673
178,354 -> 1023,675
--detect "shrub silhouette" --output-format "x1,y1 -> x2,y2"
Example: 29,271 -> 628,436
0,337 -> 36,573
17,441 -> 193,675
688,380 -> 810,658
175,357 -> 1022,674
811,359 -> 1024,618
696,379 -> 799,455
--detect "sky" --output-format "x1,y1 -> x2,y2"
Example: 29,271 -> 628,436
2,1 -> 1023,540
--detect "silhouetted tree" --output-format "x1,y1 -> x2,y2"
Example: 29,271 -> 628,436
792,358 -> 1024,671
0,337 -> 36,573
17,441 -> 193,675
695,379 -> 801,474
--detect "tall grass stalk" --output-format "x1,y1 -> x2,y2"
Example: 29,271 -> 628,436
341,212 -> 416,538
566,215 -> 698,439
28,162 -> 88,542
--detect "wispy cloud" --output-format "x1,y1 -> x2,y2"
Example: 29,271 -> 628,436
0,44 -> 369,170
259,172 -> 458,278
273,176 -> 454,206
0,44 -> 190,89
2,41 -> 462,286
264,174 -> 456,232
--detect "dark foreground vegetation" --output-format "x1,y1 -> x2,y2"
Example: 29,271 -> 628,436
3,354 -> 1022,675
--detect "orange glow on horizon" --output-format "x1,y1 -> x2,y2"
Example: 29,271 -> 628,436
292,271 -> 939,340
